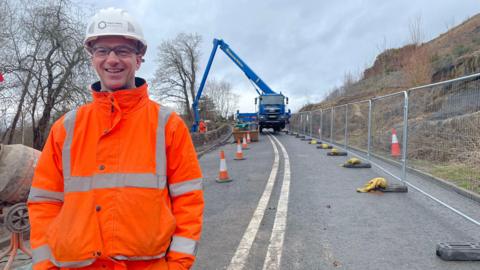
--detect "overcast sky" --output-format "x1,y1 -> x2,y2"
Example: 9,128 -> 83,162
85,0 -> 480,113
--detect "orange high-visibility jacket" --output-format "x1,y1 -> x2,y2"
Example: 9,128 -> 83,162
27,78 -> 204,270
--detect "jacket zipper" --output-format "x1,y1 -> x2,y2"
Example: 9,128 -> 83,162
110,97 -> 115,128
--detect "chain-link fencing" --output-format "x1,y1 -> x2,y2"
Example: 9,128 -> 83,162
407,75 -> 480,194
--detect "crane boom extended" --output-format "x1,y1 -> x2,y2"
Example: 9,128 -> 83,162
192,38 -> 289,132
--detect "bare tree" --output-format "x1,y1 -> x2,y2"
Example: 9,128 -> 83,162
405,14 -> 431,87
204,78 -> 239,119
409,14 -> 424,46
151,33 -> 202,120
0,0 -> 93,149
198,94 -> 216,121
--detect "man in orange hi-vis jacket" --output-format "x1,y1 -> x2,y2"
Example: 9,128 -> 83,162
27,7 -> 204,270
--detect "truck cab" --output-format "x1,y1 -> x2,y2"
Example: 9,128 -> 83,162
257,94 -> 290,132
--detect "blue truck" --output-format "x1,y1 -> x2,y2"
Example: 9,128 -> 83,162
191,38 -> 290,132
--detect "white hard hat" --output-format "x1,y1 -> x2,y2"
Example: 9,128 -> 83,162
84,7 -> 147,55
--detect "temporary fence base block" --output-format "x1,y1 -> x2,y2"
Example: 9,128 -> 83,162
327,152 -> 348,156
343,163 -> 372,169
316,145 -> 333,149
436,242 -> 480,261
378,184 -> 408,193
216,178 -> 233,183
301,137 -> 310,141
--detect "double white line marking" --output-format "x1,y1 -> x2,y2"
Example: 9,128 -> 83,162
227,134 -> 291,270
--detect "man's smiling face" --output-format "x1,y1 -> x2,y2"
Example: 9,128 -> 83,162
90,36 -> 142,91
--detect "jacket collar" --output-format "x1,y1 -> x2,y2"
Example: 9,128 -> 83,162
90,77 -> 149,114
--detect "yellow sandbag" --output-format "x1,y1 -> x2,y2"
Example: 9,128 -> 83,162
356,177 -> 387,193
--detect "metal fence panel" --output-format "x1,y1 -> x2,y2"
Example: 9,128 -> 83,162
408,77 -> 480,193
289,113 -> 300,133
321,108 -> 332,142
332,105 -> 347,146
312,110 -> 322,139
300,112 -> 307,135
346,101 -> 370,153
371,92 -> 405,166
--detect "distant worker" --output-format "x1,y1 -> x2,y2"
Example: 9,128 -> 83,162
198,120 -> 207,133
27,7 -> 204,270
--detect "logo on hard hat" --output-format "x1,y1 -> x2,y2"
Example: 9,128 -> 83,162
98,21 -> 123,30
98,21 -> 107,29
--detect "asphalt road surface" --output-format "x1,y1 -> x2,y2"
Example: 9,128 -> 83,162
194,132 -> 480,270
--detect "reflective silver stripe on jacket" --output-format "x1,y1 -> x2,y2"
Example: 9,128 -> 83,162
169,178 -> 203,197
32,244 -> 51,264
51,257 -> 95,268
169,236 -> 197,255
112,252 -> 166,261
64,173 -> 166,192
32,244 -> 95,268
62,109 -> 77,178
156,106 -> 172,182
28,187 -> 64,202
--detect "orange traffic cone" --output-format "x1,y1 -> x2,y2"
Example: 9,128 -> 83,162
235,139 -> 246,160
391,128 -> 401,158
216,150 -> 232,183
247,132 -> 251,143
242,135 -> 249,150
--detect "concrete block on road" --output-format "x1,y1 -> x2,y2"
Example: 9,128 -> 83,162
327,151 -> 347,156
342,163 -> 372,168
378,184 -> 408,193
436,242 -> 480,261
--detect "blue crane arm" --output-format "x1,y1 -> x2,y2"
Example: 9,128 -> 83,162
216,39 -> 276,95
192,39 -> 219,132
192,38 -> 278,132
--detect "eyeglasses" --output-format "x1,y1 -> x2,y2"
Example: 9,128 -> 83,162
91,46 -> 138,58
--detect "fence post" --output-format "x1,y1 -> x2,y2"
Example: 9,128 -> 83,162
309,111 -> 313,137
319,109 -> 323,141
303,112 -> 308,136
344,104 -> 348,150
401,91 -> 409,183
300,113 -> 303,134
330,108 -> 334,143
367,100 -> 372,161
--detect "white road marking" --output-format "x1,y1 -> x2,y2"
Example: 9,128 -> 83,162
227,135 -> 280,270
262,134 -> 291,270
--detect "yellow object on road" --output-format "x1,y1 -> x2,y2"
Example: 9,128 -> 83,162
346,158 -> 361,165
356,177 -> 388,192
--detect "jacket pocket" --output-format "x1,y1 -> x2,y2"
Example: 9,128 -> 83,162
115,187 -> 176,256
46,192 -> 102,263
